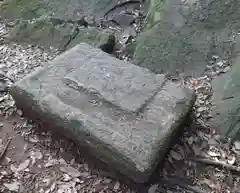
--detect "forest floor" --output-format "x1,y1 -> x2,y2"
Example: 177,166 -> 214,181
0,18 -> 240,193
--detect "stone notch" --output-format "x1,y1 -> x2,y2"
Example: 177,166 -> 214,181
64,53 -> 165,114
10,43 -> 196,182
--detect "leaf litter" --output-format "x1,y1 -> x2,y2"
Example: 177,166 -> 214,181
0,18 -> 240,193
59,165 -> 81,178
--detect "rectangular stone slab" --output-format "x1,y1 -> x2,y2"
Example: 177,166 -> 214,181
10,43 -> 195,182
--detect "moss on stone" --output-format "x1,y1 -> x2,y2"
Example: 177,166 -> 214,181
7,20 -> 77,50
0,0 -> 114,20
66,28 -> 115,51
210,55 -> 240,140
7,20 -> 115,51
132,0 -> 240,76
0,0 -> 50,19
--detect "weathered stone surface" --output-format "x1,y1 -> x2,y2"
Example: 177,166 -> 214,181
7,20 -> 115,51
209,56 -> 240,140
10,43 -> 195,182
7,20 -> 77,50
0,0 -> 113,20
0,0 -> 143,21
66,28 -> 115,52
131,0 -> 240,76
0,0 -> 143,52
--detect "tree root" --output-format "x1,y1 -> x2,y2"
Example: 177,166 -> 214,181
191,157 -> 240,173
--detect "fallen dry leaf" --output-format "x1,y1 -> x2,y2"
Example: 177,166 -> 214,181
202,178 -> 217,189
1,170 -> 8,175
43,175 -> 57,188
30,150 -> 43,165
28,135 -> 40,143
57,181 -> 77,193
170,150 -> 183,161
10,164 -> 18,173
208,138 -> 218,146
227,155 -> 236,165
17,159 -> 30,171
63,173 -> 72,181
4,181 -> 20,192
177,146 -> 185,158
192,144 -> 201,156
148,184 -> 158,193
50,182 -> 56,192
59,165 -> 81,178
45,158 -> 59,167
187,136 -> 194,145
167,155 -> 174,164
58,158 -> 67,165
233,141 -> 240,151
207,146 -> 221,157
113,181 -> 120,190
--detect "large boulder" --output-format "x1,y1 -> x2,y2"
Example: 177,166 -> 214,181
7,20 -> 77,50
0,0 -> 143,51
132,0 -> 240,77
0,0 -> 115,20
66,28 -> 115,52
0,0 -> 144,21
209,56 -> 240,140
10,43 -> 195,182
7,20 -> 115,51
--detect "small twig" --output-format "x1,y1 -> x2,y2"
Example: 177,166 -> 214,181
0,139 -> 11,162
191,157 -> 240,173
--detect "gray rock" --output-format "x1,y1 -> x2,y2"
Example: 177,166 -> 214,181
209,56 -> 240,140
0,0 -> 116,20
112,13 -> 135,27
7,20 -> 77,50
131,0 -> 240,77
67,28 -> 115,53
10,43 -> 195,182
0,0 -> 144,22
7,20 -> 115,51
